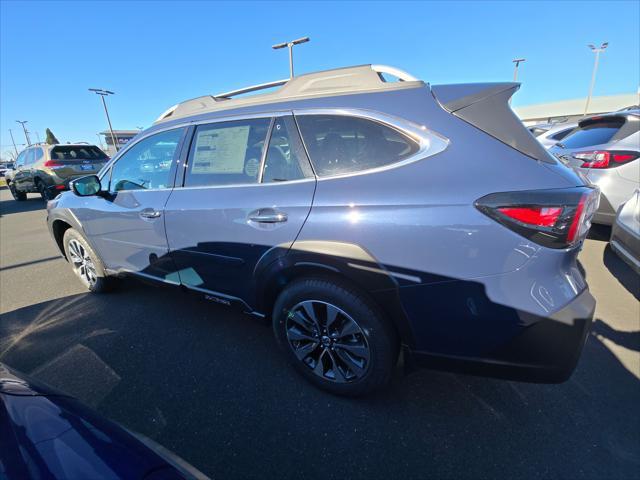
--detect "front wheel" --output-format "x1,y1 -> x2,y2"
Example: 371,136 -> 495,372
63,228 -> 113,293
273,277 -> 398,396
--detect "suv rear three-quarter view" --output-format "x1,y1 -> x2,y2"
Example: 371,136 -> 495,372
46,65 -> 598,396
7,143 -> 109,201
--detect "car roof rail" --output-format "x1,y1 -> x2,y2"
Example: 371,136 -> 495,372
154,64 -> 424,124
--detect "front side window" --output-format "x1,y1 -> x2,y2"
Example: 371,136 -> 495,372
15,151 -> 27,167
109,128 -> 184,192
262,116 -> 312,183
185,118 -> 270,187
296,114 -> 420,177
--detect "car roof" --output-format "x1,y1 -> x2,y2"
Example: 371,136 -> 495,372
153,64 -> 425,125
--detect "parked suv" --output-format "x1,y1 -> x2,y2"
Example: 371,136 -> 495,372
548,110 -> 639,225
7,143 -> 108,201
47,65 -> 598,396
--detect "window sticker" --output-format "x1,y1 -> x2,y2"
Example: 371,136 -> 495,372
192,126 -> 251,174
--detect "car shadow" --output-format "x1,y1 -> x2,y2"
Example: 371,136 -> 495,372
0,196 -> 45,216
587,223 -> 611,242
603,244 -> 640,301
1,278 -> 638,479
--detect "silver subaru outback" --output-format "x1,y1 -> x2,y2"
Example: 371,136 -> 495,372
47,65 -> 599,396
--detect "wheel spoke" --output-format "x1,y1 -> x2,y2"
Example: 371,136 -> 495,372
336,321 -> 361,339
292,341 -> 318,361
335,342 -> 369,361
334,348 -> 365,376
289,311 -> 315,333
325,304 -> 339,330
327,350 -> 347,383
287,327 -> 318,343
313,349 -> 326,377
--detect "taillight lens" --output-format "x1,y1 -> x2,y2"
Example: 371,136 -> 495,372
573,150 -> 639,168
476,187 -> 600,249
44,160 -> 64,168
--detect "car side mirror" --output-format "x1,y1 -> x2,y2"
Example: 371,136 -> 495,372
71,175 -> 102,197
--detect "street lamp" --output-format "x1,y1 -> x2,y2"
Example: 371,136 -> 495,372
15,120 -> 31,146
89,88 -> 119,152
584,42 -> 609,116
272,36 -> 310,78
8,129 -> 19,155
512,58 -> 526,82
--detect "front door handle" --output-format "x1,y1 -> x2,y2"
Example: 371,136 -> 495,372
140,209 -> 162,219
248,208 -> 288,223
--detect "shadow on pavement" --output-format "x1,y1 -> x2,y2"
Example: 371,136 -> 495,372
603,244 -> 640,301
0,196 -> 45,216
1,277 -> 639,479
592,319 -> 639,352
587,223 -> 611,242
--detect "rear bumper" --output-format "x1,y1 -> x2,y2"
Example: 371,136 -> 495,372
405,289 -> 595,383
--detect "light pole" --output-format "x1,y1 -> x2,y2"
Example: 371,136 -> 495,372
512,58 -> 526,82
272,36 -> 310,78
584,42 -> 608,116
89,88 -> 119,152
16,120 -> 31,146
8,129 -> 18,155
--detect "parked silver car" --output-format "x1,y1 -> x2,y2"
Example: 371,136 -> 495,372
549,110 -> 640,225
611,188 -> 640,273
47,64 -> 598,396
528,122 -> 577,149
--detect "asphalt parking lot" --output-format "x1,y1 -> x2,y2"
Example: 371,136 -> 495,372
1,186 -> 638,479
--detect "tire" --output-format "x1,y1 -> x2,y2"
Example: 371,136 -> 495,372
8,182 -> 27,201
63,228 -> 113,293
273,277 -> 398,396
36,179 -> 55,201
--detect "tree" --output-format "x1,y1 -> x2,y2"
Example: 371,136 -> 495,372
45,128 -> 60,145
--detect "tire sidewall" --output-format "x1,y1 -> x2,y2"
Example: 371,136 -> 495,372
273,277 -> 397,396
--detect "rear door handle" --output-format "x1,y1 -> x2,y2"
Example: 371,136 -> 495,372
140,209 -> 162,219
248,208 -> 288,223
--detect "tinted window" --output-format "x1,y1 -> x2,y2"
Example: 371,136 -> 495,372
25,149 -> 36,164
560,119 -> 624,148
263,116 -> 312,183
185,118 -> 270,187
15,151 -> 27,167
296,115 -> 419,177
550,128 -> 574,141
33,147 -> 44,162
50,145 -> 108,160
109,128 -> 184,192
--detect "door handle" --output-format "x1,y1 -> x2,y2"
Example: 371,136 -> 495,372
248,209 -> 288,223
140,209 -> 162,219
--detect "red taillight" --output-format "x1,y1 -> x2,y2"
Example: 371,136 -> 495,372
476,187 -> 600,249
573,150 -> 639,168
497,207 -> 563,227
44,160 -> 63,167
54,184 -> 66,190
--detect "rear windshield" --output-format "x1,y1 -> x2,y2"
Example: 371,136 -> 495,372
50,145 -> 108,160
559,118 -> 624,148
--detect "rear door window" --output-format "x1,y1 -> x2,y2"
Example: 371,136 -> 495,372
184,118 -> 270,187
560,118 -> 624,148
295,114 -> 419,177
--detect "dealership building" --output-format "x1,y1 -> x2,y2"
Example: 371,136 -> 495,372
99,130 -> 140,156
514,92 -> 638,126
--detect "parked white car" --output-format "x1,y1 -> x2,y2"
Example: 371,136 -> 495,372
528,122 -> 577,149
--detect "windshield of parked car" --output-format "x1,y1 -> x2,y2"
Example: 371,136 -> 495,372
50,145 -> 108,160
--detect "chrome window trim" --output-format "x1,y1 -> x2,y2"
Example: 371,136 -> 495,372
293,107 -> 450,180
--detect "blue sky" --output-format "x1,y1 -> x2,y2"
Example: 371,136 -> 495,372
1,0 -> 638,157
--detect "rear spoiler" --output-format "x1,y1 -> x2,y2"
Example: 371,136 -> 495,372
431,82 -> 555,164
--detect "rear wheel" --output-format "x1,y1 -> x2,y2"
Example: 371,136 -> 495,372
63,229 -> 113,293
8,182 -> 27,201
36,179 -> 55,201
273,277 -> 398,396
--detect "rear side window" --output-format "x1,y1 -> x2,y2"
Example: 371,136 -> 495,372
50,145 -> 108,161
296,115 -> 419,177
262,116 -> 313,183
560,118 -> 624,148
185,118 -> 270,187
